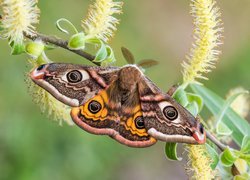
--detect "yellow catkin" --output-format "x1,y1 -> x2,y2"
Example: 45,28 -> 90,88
82,0 -> 123,42
182,0 -> 223,85
186,145 -> 216,180
27,57 -> 73,126
0,0 -> 40,44
183,0 -> 223,179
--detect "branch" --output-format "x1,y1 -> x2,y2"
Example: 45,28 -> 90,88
24,32 -> 100,66
207,131 -> 241,175
206,131 -> 227,151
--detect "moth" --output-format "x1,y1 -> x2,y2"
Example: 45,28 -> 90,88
30,63 -> 206,147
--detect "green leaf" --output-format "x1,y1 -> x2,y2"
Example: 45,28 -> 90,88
234,173 -> 250,180
206,143 -> 219,169
185,101 -> 199,117
165,143 -> 182,161
173,88 -> 189,107
25,41 -> 45,59
68,32 -> 86,50
186,93 -> 203,112
56,18 -> 78,34
215,90 -> 248,135
101,45 -> 116,65
239,154 -> 250,164
191,84 -> 250,146
220,148 -> 239,167
94,42 -> 108,62
10,42 -> 25,55
85,37 -> 102,45
94,43 -> 116,65
241,136 -> 250,153
217,122 -> 232,136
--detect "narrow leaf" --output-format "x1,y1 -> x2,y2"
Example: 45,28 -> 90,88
215,90 -> 248,134
238,154 -> 250,165
85,37 -> 102,45
206,143 -> 219,169
165,143 -> 182,161
241,136 -> 250,153
185,101 -> 199,117
172,88 -> 189,107
217,121 -> 232,136
191,84 -> 250,146
56,18 -> 78,34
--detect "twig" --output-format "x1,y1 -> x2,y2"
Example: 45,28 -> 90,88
206,131 -> 227,151
24,32 -> 100,66
206,131 -> 241,175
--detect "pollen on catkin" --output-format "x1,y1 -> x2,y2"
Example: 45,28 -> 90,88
0,0 -> 40,44
82,0 -> 123,42
183,0 -> 223,179
186,145 -> 216,179
182,0 -> 223,85
27,57 -> 73,126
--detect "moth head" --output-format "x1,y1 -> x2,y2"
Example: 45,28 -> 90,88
144,98 -> 206,144
30,63 -> 93,107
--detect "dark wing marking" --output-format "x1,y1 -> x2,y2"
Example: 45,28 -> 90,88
41,63 -> 120,106
71,79 -> 156,148
138,76 -> 200,144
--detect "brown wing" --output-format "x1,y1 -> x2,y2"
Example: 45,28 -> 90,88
138,76 -> 206,144
30,63 -> 120,107
71,80 -> 157,148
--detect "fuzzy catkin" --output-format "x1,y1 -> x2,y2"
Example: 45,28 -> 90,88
182,0 -> 223,85
0,0 -> 40,44
82,0 -> 123,42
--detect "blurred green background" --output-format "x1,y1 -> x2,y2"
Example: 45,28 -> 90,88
0,1 -> 249,179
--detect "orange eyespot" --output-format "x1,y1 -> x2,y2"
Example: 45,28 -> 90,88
81,91 -> 108,121
134,116 -> 144,129
88,100 -> 102,114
